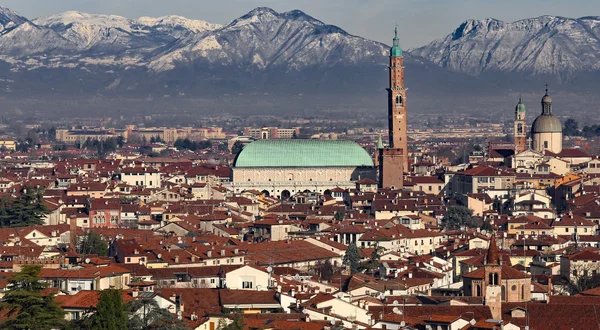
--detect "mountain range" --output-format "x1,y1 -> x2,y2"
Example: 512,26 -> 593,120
0,5 -> 598,110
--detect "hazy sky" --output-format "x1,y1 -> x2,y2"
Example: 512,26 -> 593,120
3,0 -> 600,48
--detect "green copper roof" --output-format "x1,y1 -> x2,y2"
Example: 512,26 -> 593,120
234,140 -> 374,168
391,26 -> 402,57
376,135 -> 384,149
516,97 -> 526,113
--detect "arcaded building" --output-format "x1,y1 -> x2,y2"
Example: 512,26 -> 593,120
230,140 -> 376,199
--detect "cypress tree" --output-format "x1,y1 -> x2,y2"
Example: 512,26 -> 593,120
343,243 -> 362,274
91,289 -> 128,330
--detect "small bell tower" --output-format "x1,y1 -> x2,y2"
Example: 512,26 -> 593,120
514,96 -> 527,153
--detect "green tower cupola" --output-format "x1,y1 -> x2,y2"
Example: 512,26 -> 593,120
516,96 -> 526,114
391,26 -> 403,57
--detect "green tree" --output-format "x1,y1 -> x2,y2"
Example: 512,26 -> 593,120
0,188 -> 49,228
480,219 -> 494,232
116,136 -> 126,148
343,243 -> 361,274
442,206 -> 479,230
78,231 -> 108,256
127,298 -> 188,330
563,118 -> 580,137
218,311 -> 244,330
197,140 -> 212,150
231,141 -> 244,155
366,244 -> 383,273
91,289 -> 128,330
334,211 -> 344,221
317,260 -> 334,281
0,265 -> 66,330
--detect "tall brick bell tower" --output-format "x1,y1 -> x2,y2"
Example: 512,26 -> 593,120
379,27 -> 407,189
514,96 -> 527,153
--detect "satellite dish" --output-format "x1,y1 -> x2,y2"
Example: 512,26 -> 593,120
481,229 -> 487,235
330,320 -> 335,326
393,307 -> 401,314
157,254 -> 162,259
85,258 -> 90,264
267,266 -> 273,273
256,285 -> 261,290
393,300 -> 399,306
400,321 -> 406,327
470,319 -> 476,325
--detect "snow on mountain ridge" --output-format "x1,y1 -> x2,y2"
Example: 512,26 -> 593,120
136,15 -> 221,33
413,15 -> 600,76
147,7 -> 387,72
0,6 -> 29,33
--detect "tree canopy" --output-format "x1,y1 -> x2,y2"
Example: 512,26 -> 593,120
563,118 -> 579,137
127,298 -> 188,330
442,205 -> 479,230
91,289 -> 128,330
231,141 -> 245,155
78,231 -> 108,256
343,243 -> 362,274
0,187 -> 49,227
0,265 -> 66,330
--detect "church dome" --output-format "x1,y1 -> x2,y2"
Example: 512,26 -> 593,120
542,94 -> 552,104
233,140 -> 374,168
531,114 -> 562,133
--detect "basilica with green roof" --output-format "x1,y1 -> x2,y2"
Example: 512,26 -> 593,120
230,139 -> 376,199
228,29 -> 407,199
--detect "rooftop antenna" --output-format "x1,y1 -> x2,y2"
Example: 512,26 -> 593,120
545,83 -> 549,95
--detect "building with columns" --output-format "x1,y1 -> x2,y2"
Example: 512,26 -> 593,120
379,27 -> 408,189
230,140 -> 376,199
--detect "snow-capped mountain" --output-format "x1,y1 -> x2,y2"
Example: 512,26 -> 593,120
32,11 -> 221,53
0,6 -> 597,97
0,6 -> 398,95
148,7 -> 388,71
411,16 -> 600,75
0,6 -> 28,33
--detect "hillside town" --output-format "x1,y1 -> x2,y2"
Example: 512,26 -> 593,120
0,30 -> 599,330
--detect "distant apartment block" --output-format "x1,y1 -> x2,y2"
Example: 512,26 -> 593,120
56,126 -> 225,144
0,138 -> 16,151
243,127 -> 300,140
55,128 -> 118,145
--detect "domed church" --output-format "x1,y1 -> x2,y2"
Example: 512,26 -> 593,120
531,87 -> 562,153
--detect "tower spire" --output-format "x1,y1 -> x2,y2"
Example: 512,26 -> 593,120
545,83 -> 549,95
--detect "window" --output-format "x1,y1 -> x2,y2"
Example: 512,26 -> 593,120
395,95 -> 403,107
126,258 -> 131,263
242,281 -> 253,289
544,141 -> 549,149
